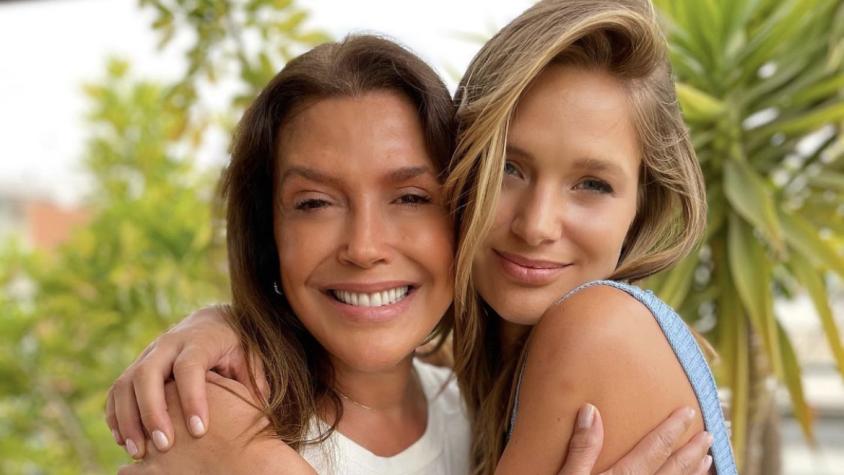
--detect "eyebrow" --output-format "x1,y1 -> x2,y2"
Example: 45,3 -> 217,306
279,165 -> 436,188
505,145 -> 627,176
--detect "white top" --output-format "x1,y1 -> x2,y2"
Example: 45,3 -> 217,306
300,359 -> 471,475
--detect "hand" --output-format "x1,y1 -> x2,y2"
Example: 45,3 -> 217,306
558,405 -> 713,475
105,305 -> 268,459
117,374 -> 314,475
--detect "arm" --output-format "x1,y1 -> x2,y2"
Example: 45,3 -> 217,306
106,305 -> 266,458
498,285 -> 706,474
118,373 -> 315,475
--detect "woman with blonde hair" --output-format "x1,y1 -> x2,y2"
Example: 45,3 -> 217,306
110,1 -> 733,473
446,0 -> 735,472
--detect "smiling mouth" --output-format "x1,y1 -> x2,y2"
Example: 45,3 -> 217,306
329,286 -> 414,308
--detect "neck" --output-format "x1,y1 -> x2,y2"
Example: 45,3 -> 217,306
328,355 -> 422,413
321,354 -> 429,456
499,320 -> 531,358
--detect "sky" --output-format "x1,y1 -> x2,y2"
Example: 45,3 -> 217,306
0,0 -> 533,204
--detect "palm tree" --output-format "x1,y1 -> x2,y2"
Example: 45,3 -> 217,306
648,0 -> 844,472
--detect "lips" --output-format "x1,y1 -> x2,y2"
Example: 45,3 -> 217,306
493,249 -> 570,286
321,281 -> 418,323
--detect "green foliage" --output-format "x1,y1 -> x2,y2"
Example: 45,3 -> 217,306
0,1 -> 329,473
648,0 -> 844,470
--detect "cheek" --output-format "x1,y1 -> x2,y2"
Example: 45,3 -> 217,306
276,218 -> 334,293
567,201 -> 636,264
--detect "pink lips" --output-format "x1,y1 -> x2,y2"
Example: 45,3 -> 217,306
323,281 -> 417,324
493,250 -> 570,286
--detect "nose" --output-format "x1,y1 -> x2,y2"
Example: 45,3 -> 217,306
510,185 -> 561,247
338,201 -> 391,268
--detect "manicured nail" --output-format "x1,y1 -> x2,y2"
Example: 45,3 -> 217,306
152,430 -> 170,450
703,455 -> 713,470
189,415 -> 206,436
577,403 -> 596,429
111,428 -> 122,444
125,438 -> 139,457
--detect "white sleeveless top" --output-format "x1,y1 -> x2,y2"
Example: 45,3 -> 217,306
299,359 -> 471,475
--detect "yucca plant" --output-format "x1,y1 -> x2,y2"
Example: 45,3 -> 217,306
647,0 -> 844,473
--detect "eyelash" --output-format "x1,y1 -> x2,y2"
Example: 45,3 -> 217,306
576,178 -> 613,194
394,193 -> 432,206
293,193 -> 431,212
505,160 -> 612,194
294,198 -> 331,211
504,161 -> 524,178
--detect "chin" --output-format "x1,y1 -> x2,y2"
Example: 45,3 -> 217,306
333,336 -> 422,372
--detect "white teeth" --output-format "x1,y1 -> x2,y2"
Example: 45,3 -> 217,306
332,286 -> 410,307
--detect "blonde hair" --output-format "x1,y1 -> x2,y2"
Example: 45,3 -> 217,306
443,1 -> 706,472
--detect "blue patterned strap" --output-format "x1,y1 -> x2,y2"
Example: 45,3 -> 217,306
508,280 -> 737,474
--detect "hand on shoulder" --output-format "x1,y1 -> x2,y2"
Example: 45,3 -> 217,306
118,372 -> 315,475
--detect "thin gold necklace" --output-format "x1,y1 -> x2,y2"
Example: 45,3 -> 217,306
334,367 -> 423,412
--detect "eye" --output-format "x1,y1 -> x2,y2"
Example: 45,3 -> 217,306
294,198 -> 331,211
575,178 -> 614,194
394,193 -> 432,206
504,160 -> 524,178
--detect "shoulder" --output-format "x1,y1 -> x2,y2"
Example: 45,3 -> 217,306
157,374 -> 314,474
529,282 -> 662,373
506,282 -> 702,471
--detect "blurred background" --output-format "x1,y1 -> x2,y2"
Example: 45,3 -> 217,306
0,0 -> 842,473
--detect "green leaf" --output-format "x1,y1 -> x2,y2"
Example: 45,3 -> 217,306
727,214 -> 783,379
780,210 -> 844,279
654,251 -> 699,308
723,159 -> 784,252
676,82 -> 725,122
790,257 -> 844,381
776,320 -> 815,444
808,172 -> 844,192
759,100 -> 844,136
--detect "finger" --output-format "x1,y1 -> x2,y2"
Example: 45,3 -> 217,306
105,389 -> 124,446
654,431 -> 713,475
608,407 -> 696,473
134,359 -> 177,453
693,455 -> 713,475
173,349 -> 213,437
230,350 -> 270,402
558,403 -> 604,475
113,377 -> 146,459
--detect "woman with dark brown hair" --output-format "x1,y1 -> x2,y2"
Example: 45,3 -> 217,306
117,34 -> 466,473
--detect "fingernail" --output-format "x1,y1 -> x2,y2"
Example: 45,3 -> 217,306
189,415 -> 206,436
685,407 -> 697,419
111,428 -> 122,444
125,438 -> 139,457
703,455 -> 713,470
577,403 -> 596,429
152,430 -> 170,450
706,432 -> 714,446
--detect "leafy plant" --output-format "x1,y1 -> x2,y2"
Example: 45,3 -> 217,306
647,0 -> 844,472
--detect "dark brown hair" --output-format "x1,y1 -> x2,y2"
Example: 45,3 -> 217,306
220,34 -> 455,448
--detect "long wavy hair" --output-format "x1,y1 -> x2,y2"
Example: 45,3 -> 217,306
443,1 -> 707,472
221,34 -> 456,449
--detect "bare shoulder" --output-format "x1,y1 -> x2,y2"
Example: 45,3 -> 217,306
499,284 -> 703,473
156,374 -> 314,474
529,284 -> 660,371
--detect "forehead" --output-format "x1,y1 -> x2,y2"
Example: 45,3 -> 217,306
509,64 -> 641,173
276,91 -> 437,181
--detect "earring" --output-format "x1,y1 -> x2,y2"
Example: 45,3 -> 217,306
273,281 -> 283,296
